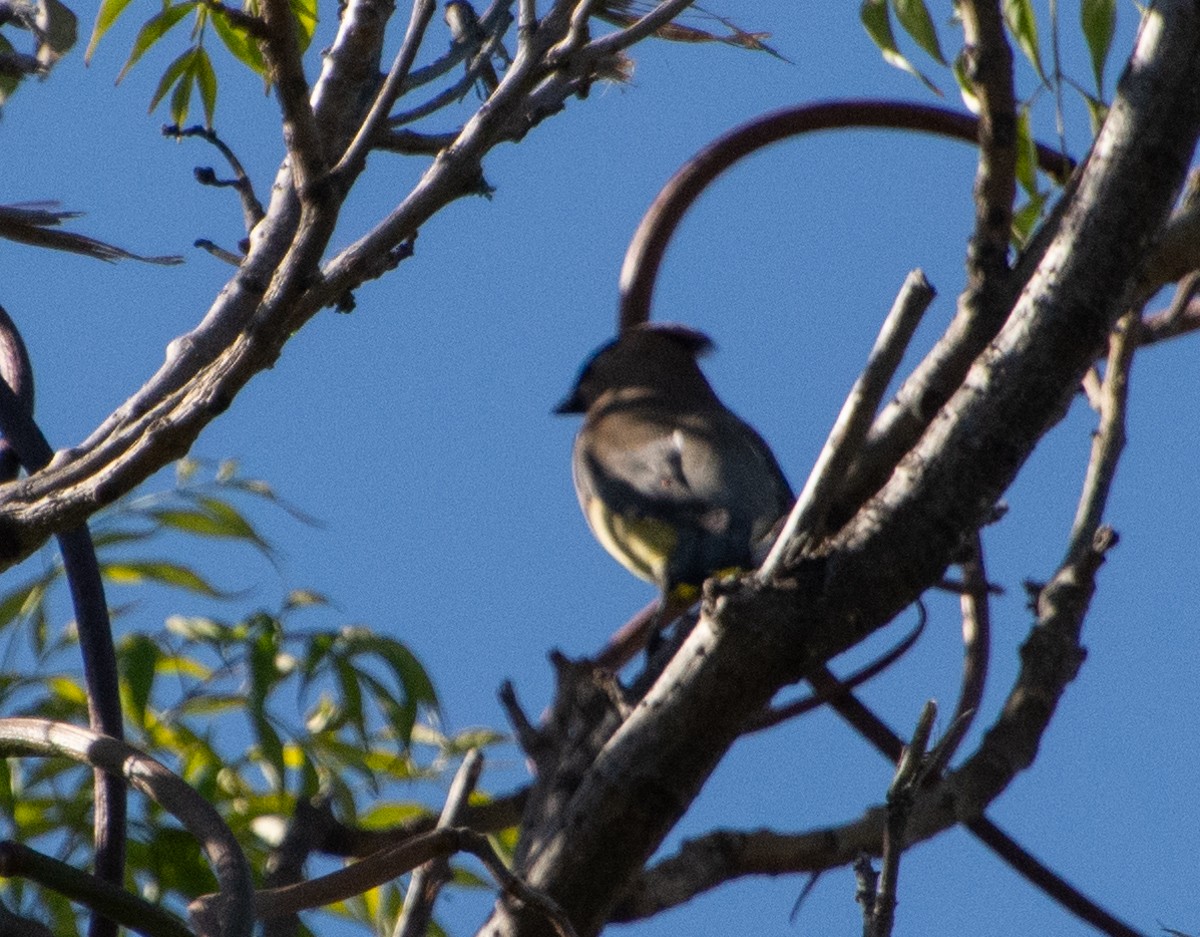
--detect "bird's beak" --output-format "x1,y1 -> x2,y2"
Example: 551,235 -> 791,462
554,388 -> 585,415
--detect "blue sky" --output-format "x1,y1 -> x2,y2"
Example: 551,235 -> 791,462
3,2 -> 1198,936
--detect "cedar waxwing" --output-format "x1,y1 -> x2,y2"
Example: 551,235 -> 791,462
556,323 -> 794,617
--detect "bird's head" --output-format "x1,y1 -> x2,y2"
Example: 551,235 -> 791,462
555,323 -> 716,414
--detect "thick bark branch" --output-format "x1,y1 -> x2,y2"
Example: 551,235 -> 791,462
480,6 -> 1200,936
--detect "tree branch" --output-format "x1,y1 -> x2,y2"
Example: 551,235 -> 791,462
0,719 -> 254,937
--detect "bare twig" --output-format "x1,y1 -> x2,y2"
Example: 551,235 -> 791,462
163,123 -> 266,231
333,0 -> 437,180
388,12 -> 514,127
584,0 -> 695,56
758,269 -> 934,578
0,203 -> 182,264
869,701 -> 938,937
392,749 -> 484,937
746,604 -> 926,734
927,533 -> 990,777
1068,312 -> 1137,560
250,826 -> 577,937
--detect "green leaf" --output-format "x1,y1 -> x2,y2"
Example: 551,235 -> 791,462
860,0 -> 943,95
117,2 -> 196,83
340,629 -> 439,712
1002,0 -> 1045,81
148,46 -> 196,116
1081,0 -> 1116,95
1013,108 -> 1037,195
290,0 -> 318,50
210,6 -> 266,76
333,658 -> 369,748
0,575 -> 53,629
169,55 -> 195,125
120,633 -> 161,728
194,44 -> 217,127
892,0 -> 946,65
952,49 -> 979,114
148,494 -> 271,553
0,36 -> 20,107
86,0 -> 137,62
101,560 -> 227,597
1012,191 -> 1048,248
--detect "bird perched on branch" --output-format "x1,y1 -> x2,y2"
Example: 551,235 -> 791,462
556,323 -> 793,634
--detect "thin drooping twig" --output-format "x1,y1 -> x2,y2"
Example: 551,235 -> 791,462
0,203 -> 183,264
758,269 -> 934,578
0,719 -> 254,937
927,533 -> 990,778
392,749 -> 484,937
745,604 -> 926,733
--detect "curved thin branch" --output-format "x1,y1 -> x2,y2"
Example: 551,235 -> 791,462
927,532 -> 990,778
745,604 -> 926,734
0,719 -> 254,937
0,309 -> 126,937
616,99 -> 1073,332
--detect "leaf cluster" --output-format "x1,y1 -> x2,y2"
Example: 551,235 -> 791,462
0,460 -> 503,936
861,0 -> 1119,243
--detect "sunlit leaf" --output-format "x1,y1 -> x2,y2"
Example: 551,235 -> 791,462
86,0 -> 137,62
101,560 -> 227,596
952,50 -> 980,114
1012,191 -> 1048,248
148,46 -> 196,115
892,0 -> 946,65
290,0 -> 318,50
1081,0 -> 1116,95
194,44 -> 217,127
1013,108 -> 1037,195
860,0 -> 943,95
284,589 -> 329,609
116,2 -> 196,83
120,633 -> 160,728
1002,0 -> 1045,81
0,575 -> 53,629
210,7 -> 266,77
165,613 -> 229,641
